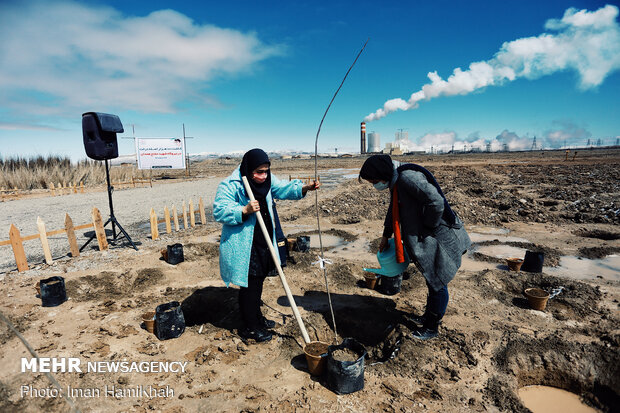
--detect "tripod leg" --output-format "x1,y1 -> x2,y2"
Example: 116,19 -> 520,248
80,218 -> 111,252
109,217 -> 138,251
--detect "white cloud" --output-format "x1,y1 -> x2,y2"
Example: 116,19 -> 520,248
0,122 -> 62,131
0,1 -> 283,118
365,5 -> 620,122
543,120 -> 592,147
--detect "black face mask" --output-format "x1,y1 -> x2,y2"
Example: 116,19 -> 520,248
240,148 -> 271,199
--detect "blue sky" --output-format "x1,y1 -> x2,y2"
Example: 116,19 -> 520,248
0,0 -> 618,160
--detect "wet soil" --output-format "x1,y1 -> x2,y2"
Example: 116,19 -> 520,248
305,342 -> 329,357
1,150 -> 618,412
331,348 -> 359,362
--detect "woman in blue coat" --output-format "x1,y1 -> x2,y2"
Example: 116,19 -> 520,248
360,155 -> 471,340
213,149 -> 319,342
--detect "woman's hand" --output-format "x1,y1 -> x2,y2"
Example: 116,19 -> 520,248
379,236 -> 389,252
242,200 -> 260,215
302,180 -> 321,195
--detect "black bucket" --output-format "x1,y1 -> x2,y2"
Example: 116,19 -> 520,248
326,337 -> 367,395
295,236 -> 310,253
379,273 -> 403,296
155,301 -> 185,340
166,243 -> 184,265
521,251 -> 544,273
40,276 -> 67,307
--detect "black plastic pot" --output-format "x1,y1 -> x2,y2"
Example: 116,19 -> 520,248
521,251 -> 544,273
155,301 -> 185,340
379,273 -> 403,296
40,276 -> 67,307
295,236 -> 310,253
326,338 -> 367,395
166,243 -> 184,265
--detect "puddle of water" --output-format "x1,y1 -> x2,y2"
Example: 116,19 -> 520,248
548,255 -> 620,282
470,226 -> 510,235
518,385 -> 598,413
327,238 -> 376,263
460,255 -> 499,272
309,234 -> 344,248
474,244 -> 528,259
469,232 -> 529,243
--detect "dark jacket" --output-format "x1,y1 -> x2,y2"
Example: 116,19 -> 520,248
383,163 -> 471,291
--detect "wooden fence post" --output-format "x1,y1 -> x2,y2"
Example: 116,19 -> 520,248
37,217 -> 53,265
189,199 -> 195,227
199,197 -> 206,225
150,208 -> 159,240
65,213 -> 80,257
164,206 -> 171,234
80,181 -> 84,193
92,207 -> 108,250
73,182 -> 77,194
50,182 -> 56,196
9,224 -> 29,272
172,205 -> 179,231
182,201 -> 188,230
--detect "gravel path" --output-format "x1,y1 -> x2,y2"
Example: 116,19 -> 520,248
0,168 -> 357,274
0,178 -> 222,273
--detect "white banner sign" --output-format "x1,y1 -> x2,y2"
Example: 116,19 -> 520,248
136,138 -> 186,170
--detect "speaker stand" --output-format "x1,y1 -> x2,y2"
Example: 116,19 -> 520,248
81,159 -> 138,252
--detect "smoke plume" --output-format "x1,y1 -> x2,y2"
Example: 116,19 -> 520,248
364,5 -> 620,122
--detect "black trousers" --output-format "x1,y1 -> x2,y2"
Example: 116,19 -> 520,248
238,274 -> 267,330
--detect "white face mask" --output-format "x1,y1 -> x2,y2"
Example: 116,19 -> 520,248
373,181 -> 389,191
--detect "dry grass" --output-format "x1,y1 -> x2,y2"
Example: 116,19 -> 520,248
0,156 -> 150,190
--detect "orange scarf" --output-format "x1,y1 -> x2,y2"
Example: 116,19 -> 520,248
392,184 -> 405,263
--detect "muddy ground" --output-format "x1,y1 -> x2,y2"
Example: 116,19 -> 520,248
0,149 -> 619,412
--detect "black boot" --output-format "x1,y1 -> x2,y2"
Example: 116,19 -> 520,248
411,311 -> 440,340
408,313 -> 427,327
259,316 -> 276,329
239,327 -> 272,343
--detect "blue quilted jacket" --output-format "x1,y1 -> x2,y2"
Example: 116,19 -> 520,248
213,167 -> 304,287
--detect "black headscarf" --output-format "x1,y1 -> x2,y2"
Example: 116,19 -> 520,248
240,148 -> 271,199
359,154 -> 394,182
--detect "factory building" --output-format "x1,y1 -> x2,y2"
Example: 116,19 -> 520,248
367,132 -> 381,153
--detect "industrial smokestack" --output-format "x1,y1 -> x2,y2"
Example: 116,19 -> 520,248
360,122 -> 366,154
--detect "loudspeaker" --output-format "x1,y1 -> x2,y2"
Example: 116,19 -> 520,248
82,112 -> 123,160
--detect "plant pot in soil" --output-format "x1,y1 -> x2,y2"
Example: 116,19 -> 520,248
379,273 -> 403,295
295,236 -> 310,252
142,311 -> 156,334
304,341 -> 329,376
506,258 -> 523,271
524,288 -> 550,311
166,243 -> 184,265
363,273 -> 379,290
521,251 -> 544,273
326,337 -> 367,395
40,276 -> 67,307
155,301 -> 185,340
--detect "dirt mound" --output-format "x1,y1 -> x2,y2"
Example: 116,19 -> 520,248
466,269 -> 603,319
578,245 -> 620,259
133,268 -> 165,287
574,228 -> 620,241
183,242 -> 220,260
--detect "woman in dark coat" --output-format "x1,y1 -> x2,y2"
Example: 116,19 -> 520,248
360,154 -> 471,340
